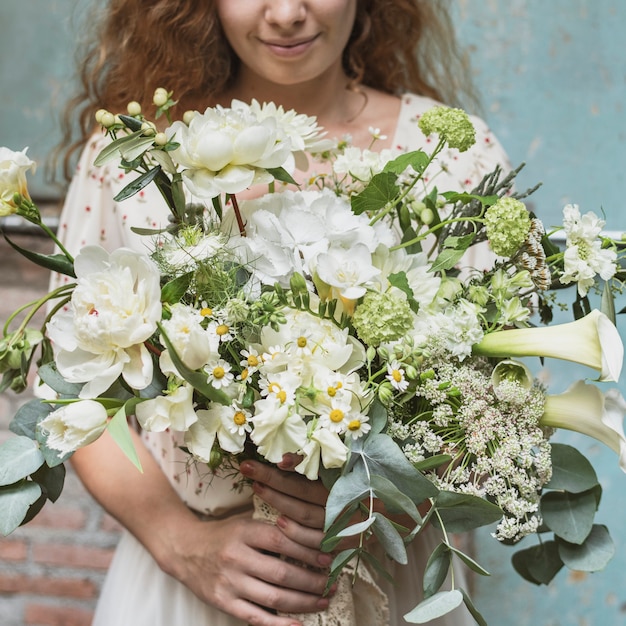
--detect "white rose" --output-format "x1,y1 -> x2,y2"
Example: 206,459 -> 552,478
135,384 -> 198,432
39,400 -> 108,455
47,246 -> 162,398
0,147 -> 35,215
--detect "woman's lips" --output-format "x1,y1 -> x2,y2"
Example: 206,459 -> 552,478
261,34 -> 320,57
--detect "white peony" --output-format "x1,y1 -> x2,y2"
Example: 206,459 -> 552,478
135,384 -> 198,432
167,104 -> 292,199
47,246 -> 162,398
39,400 -> 108,455
0,146 -> 36,215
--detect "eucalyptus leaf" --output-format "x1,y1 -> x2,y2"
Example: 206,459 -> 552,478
460,588 -> 488,626
404,589 -> 463,623
37,362 -> 83,397
321,502 -> 360,552
351,171 -> 399,215
449,546 -> 491,577
557,524 -> 615,572
540,489 -> 598,544
107,406 -> 143,472
325,471 -> 370,530
546,443 -> 599,493
0,481 -> 42,536
432,491 -> 503,533
423,543 -> 451,599
371,512 -> 408,564
511,541 -> 563,585
370,474 -> 422,522
0,436 -> 45,486
31,463 -> 66,502
601,281 -> 616,325
10,399 -> 54,439
336,516 -> 376,538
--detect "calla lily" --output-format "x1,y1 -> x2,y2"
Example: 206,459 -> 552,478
491,359 -> 533,402
541,380 -> 626,472
474,310 -> 623,382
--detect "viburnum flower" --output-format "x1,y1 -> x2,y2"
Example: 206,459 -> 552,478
352,291 -> 413,346
417,106 -> 476,152
484,197 -> 531,257
39,400 -> 108,455
135,383 -> 198,432
0,146 -> 35,216
167,104 -> 292,198
559,204 -> 617,296
46,246 -> 162,398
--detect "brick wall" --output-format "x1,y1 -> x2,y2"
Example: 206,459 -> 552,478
0,234 -> 121,626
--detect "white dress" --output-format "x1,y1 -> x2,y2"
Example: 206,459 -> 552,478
56,94 -> 510,626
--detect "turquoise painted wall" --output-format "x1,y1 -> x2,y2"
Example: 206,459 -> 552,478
1,1 -> 625,623
455,2 -> 626,624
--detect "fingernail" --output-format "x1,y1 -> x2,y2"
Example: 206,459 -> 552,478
317,597 -> 330,609
239,461 -> 254,477
278,454 -> 296,470
317,553 -> 333,567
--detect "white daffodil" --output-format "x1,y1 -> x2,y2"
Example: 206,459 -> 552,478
541,380 -> 626,472
46,246 -> 162,398
315,243 -> 380,301
39,400 -> 108,455
474,309 -> 623,382
135,384 -> 198,432
295,426 -> 349,480
160,303 -> 215,370
250,397 -> 308,463
0,146 -> 36,215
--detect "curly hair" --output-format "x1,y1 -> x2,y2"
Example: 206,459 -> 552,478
57,0 -> 477,181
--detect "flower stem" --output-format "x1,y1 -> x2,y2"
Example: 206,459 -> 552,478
230,194 -> 246,237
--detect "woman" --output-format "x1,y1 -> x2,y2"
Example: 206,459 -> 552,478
56,1 -> 510,624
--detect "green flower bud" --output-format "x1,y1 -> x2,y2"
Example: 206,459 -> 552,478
183,110 -> 195,125
377,382 -> 394,404
154,132 -> 168,146
127,101 -> 142,116
153,87 -> 169,108
100,112 -> 116,128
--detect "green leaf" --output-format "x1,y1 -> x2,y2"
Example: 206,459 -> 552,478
429,247 -> 466,273
383,150 -> 429,175
413,454 -> 452,472
37,362 -> 83,397
601,281 -> 616,325
31,463 -> 66,502
557,524 -> 615,572
130,226 -> 170,236
460,588 -> 488,626
0,481 -> 42,535
113,166 -> 161,202
336,516 -> 375,537
0,436 -> 45,486
158,323 -> 231,405
388,271 -> 419,312
371,512 -> 408,564
423,543 -> 451,599
161,273 -> 193,305
10,399 -> 54,439
3,234 -> 75,277
511,541 -> 563,585
351,171 -> 399,215
449,546 -> 491,577
404,589 -> 464,623
107,406 -> 143,472
94,130 -> 144,166
432,491 -> 503,533
117,114 -> 143,132
266,166 -> 298,185
540,489 -> 598,544
320,502 -> 360,552
370,474 -> 422,523
546,443 -> 599,493
325,471 -> 370,530
119,135 -> 157,163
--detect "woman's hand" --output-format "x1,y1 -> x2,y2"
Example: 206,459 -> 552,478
161,510 -> 334,626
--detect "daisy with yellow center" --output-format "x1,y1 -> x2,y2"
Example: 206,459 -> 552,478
258,371 -> 300,406
208,319 -> 233,343
239,348 -> 262,374
386,360 -> 409,392
345,414 -> 371,440
206,359 -> 234,389
320,399 -> 352,434
226,405 -> 252,437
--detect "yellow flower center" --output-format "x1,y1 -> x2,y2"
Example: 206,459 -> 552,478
330,409 -> 344,423
247,355 -> 259,367
200,307 -> 212,317
277,390 -> 287,404
297,336 -> 308,348
392,369 -> 402,383
327,386 -> 337,397
213,366 -> 225,379
240,368 -> 249,380
348,419 -> 362,431
233,411 -> 247,426
216,324 -> 229,336
268,381 -> 282,394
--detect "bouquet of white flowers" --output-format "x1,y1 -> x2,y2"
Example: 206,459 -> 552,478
2,90 -> 625,624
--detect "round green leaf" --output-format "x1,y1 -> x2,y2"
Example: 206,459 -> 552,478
0,436 -> 45,486
0,481 -> 42,535
540,489 -> 598,544
404,589 -> 463,623
546,443 -> 599,493
557,524 -> 615,572
423,543 -> 451,599
511,541 -> 563,585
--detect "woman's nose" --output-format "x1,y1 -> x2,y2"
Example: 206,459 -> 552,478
264,0 -> 307,28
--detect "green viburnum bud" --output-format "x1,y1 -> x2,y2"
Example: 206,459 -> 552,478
467,284 -> 490,307
377,382 -> 394,404
0,329 -> 43,374
351,291 -> 413,347
224,297 -> 250,324
484,197 -> 531,257
418,106 -> 476,152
